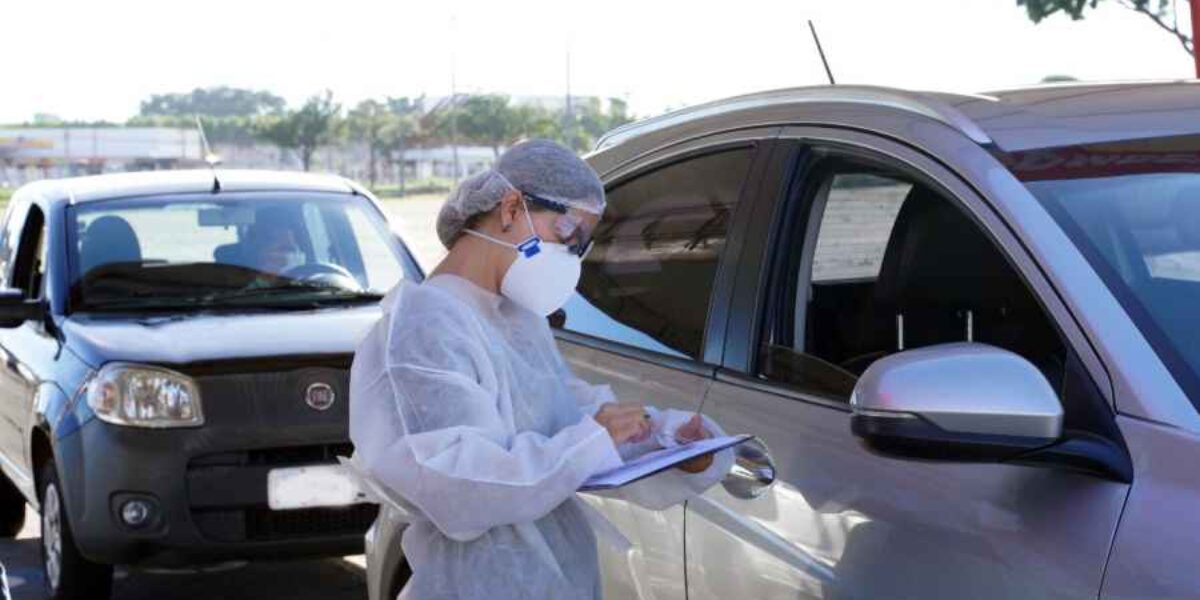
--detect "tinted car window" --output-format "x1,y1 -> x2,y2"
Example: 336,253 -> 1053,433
0,202 -> 28,289
11,206 -> 46,300
565,147 -> 753,359
1013,134 -> 1200,408
762,159 -> 1065,402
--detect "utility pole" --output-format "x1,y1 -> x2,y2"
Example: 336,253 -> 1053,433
449,14 -> 462,182
1191,0 -> 1199,78
564,42 -> 574,150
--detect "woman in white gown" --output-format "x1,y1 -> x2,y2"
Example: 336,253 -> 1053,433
350,139 -> 733,600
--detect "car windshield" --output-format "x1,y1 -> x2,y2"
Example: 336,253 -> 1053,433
67,191 -> 405,312
1010,134 -> 1200,407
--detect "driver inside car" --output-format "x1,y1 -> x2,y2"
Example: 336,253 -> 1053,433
244,220 -> 306,280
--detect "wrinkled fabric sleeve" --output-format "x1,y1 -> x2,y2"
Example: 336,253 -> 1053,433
350,289 -> 624,542
562,371 -> 734,511
605,409 -> 735,510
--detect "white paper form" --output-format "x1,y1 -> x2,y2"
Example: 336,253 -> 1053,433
580,434 -> 752,491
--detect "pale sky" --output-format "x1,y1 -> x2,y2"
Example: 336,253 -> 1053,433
3,0 -> 1195,123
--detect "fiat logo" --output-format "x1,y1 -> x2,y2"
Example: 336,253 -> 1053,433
305,383 -> 336,411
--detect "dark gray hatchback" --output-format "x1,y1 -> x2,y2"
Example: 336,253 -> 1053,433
0,169 -> 421,600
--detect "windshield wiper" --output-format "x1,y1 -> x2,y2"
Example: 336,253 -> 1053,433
204,283 -> 384,306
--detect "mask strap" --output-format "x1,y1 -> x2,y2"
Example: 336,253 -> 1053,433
462,195 -> 544,258
463,228 -> 517,249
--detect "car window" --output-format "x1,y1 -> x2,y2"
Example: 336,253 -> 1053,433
563,147 -> 754,359
1018,143 -> 1200,410
67,192 -> 405,312
346,206 -> 404,292
0,202 -> 29,289
760,158 -> 1066,403
11,206 -> 46,300
810,174 -> 910,282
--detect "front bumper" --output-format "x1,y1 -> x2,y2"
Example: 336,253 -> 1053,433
55,364 -> 376,567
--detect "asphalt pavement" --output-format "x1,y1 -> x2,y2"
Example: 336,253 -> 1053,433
0,506 -> 369,600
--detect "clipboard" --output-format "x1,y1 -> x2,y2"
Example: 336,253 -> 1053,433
580,434 -> 752,491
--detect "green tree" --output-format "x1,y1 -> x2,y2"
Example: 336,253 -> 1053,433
380,97 -> 427,194
254,91 -> 341,171
445,95 -> 522,156
347,99 -> 395,187
1017,0 -> 1193,56
511,104 -> 563,142
572,97 -> 634,151
140,86 -> 286,118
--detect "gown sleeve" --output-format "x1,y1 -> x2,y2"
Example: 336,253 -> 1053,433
561,365 -> 735,511
349,289 -> 624,543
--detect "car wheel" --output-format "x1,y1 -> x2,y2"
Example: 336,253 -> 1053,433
0,474 -> 26,538
39,461 -> 113,600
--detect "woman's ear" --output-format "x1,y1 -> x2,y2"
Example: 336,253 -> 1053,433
498,189 -> 522,232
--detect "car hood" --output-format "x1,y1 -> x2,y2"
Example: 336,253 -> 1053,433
62,305 -> 383,368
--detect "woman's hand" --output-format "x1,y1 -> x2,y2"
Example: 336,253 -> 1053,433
594,402 -> 652,446
675,414 -> 714,473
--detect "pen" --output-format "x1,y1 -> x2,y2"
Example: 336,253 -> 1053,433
679,386 -> 712,444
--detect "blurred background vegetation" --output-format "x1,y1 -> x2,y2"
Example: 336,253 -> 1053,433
5,86 -> 633,197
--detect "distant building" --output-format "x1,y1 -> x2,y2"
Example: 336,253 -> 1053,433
0,126 -> 496,190
0,128 -> 204,186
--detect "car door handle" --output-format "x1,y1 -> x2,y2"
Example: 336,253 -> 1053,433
721,436 -> 776,499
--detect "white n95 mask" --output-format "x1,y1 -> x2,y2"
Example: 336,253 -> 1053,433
464,199 -> 582,316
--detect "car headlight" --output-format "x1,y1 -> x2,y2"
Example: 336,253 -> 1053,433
82,363 -> 204,428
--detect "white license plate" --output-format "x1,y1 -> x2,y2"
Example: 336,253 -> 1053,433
267,465 -> 368,510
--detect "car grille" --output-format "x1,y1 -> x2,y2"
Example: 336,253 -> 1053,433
187,442 -> 377,543
179,364 -> 376,543
246,505 -> 379,541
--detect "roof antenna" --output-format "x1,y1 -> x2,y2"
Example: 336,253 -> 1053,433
808,20 -> 836,85
194,115 -> 222,193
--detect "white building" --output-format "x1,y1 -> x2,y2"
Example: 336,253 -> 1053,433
0,128 -> 204,186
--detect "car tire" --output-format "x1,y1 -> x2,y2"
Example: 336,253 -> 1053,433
0,474 -> 26,538
38,460 -> 113,600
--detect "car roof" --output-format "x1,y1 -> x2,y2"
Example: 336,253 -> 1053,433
17,169 -> 358,204
593,80 -> 1200,157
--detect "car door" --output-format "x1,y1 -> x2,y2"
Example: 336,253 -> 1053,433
0,201 -> 56,482
684,131 -> 1132,599
555,132 -> 776,600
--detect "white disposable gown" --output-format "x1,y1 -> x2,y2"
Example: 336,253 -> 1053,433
349,274 -> 733,600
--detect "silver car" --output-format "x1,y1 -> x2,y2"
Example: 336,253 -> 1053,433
368,81 -> 1200,599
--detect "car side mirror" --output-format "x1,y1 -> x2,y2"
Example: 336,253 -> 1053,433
850,343 -> 1063,462
0,288 -> 45,328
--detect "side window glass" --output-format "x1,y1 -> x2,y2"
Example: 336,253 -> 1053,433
11,206 -> 47,300
0,203 -> 29,288
761,160 -> 1066,402
564,147 -> 754,359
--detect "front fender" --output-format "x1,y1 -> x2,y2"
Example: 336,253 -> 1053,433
25,374 -> 91,511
